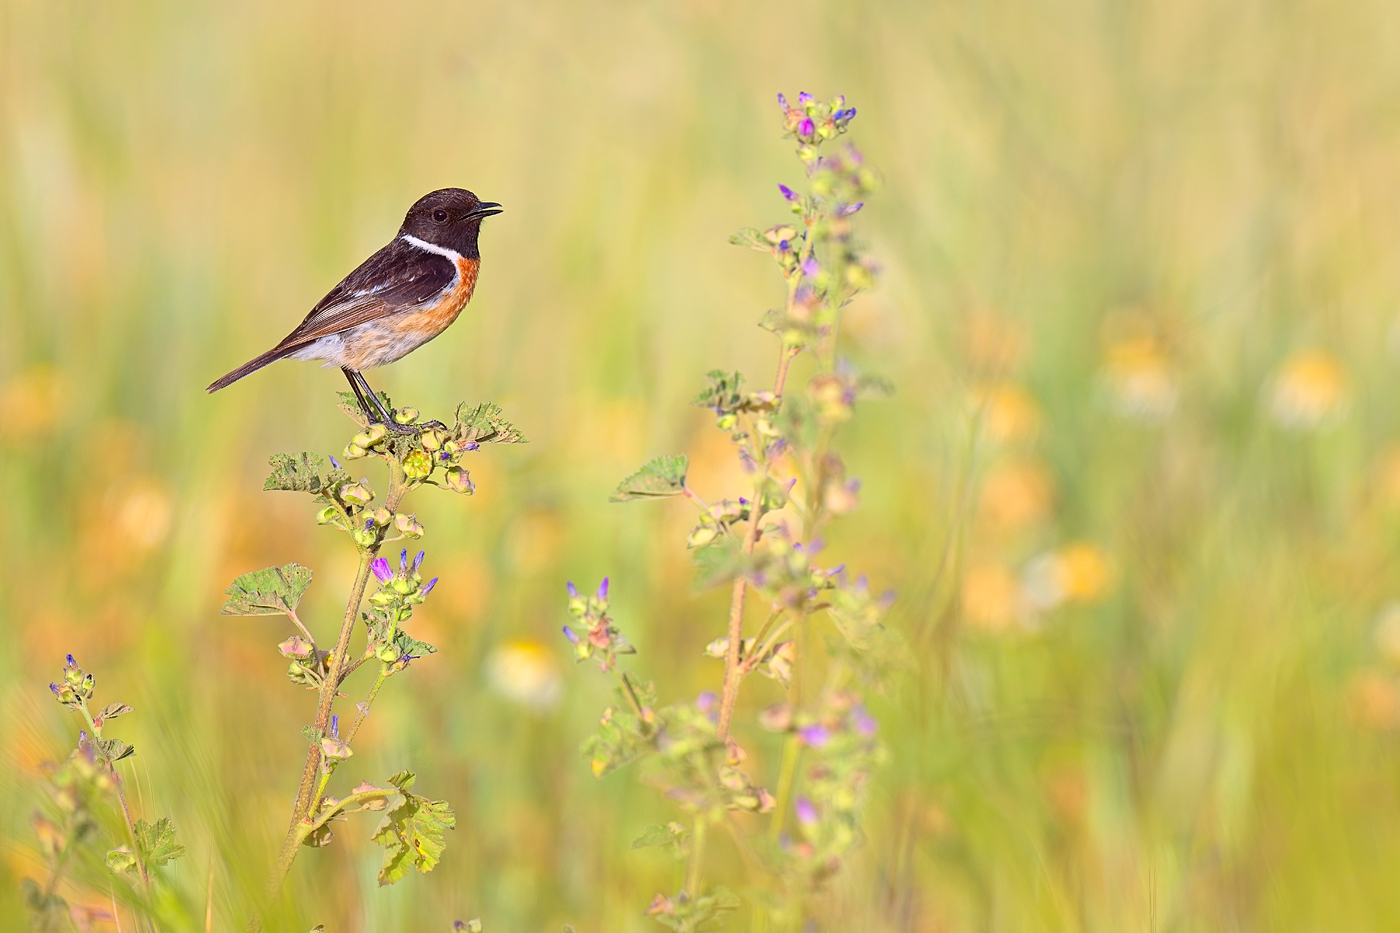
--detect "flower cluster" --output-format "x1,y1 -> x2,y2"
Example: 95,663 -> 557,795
562,94 -> 892,929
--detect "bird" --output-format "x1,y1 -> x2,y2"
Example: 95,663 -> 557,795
207,188 -> 502,431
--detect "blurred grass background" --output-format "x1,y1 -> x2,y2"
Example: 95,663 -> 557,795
5,0 -> 1400,929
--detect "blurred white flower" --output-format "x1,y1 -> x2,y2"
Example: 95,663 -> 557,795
1266,349 -> 1348,430
487,640 -> 562,711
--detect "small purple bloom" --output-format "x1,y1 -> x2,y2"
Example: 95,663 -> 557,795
49,683 -> 61,695
802,257 -> 820,277
778,184 -> 798,202
567,581 -> 579,599
852,705 -> 878,736
777,92 -> 789,109
562,626 -> 580,645
808,538 -> 825,554
778,239 -> 790,252
795,796 -> 818,826
329,455 -> 341,469
439,451 -> 451,461
799,118 -> 815,137
798,91 -> 813,105
330,715 -> 339,738
370,558 -> 393,584
799,724 -> 831,748
412,550 -> 425,574
841,202 -> 864,217
465,442 -> 480,452
596,577 -> 609,601
696,691 -> 718,713
65,654 -> 76,668
364,517 -> 375,531
419,577 -> 438,597
845,107 -> 857,122
738,497 -> 749,505
399,548 -> 409,573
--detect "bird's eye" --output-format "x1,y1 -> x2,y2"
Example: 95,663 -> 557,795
432,209 -> 448,223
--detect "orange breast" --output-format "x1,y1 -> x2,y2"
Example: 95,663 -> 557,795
404,256 -> 479,338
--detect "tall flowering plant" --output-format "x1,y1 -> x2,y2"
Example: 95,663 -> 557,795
564,93 -> 892,930
222,395 -> 524,897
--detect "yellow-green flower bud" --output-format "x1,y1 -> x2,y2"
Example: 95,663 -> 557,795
343,442 -> 368,460
403,449 -> 432,481
419,429 -> 443,451
393,407 -> 419,425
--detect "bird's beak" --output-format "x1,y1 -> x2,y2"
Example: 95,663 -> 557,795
468,201 -> 503,219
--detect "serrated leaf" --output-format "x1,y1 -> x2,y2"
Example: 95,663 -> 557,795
610,455 -> 689,502
97,737 -> 134,762
134,817 -> 185,869
371,773 -> 455,886
97,702 -> 133,720
220,563 -> 313,616
692,370 -> 746,414
391,632 -> 438,658
729,227 -> 768,250
265,452 -> 340,493
301,725 -> 324,743
455,402 -> 527,445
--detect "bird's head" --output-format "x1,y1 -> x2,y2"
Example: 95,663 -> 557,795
401,188 -> 502,258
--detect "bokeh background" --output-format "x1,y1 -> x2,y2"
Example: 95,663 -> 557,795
5,0 -> 1400,929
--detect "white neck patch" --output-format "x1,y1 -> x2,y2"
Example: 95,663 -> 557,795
401,234 -> 462,262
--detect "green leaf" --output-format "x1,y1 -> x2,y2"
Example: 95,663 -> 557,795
264,452 -> 343,493
728,227 -> 768,250
454,402 -> 527,445
97,702 -> 133,720
133,817 -> 185,869
631,822 -> 688,858
106,846 -> 138,875
97,737 -> 134,762
692,370 -> 746,413
301,725 -> 324,743
391,632 -> 438,659
610,455 -> 689,502
371,771 -> 456,886
220,563 -> 313,616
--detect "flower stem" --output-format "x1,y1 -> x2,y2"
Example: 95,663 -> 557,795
686,816 -> 707,897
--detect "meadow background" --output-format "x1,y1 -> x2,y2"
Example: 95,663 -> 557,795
5,0 -> 1400,929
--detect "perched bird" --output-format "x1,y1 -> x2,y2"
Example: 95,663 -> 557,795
207,188 -> 502,430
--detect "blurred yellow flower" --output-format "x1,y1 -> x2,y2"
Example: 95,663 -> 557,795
977,459 -> 1053,533
0,365 -> 64,438
961,562 -> 1023,632
971,383 -> 1041,444
961,310 -> 1028,375
1101,337 -> 1178,421
1022,542 -> 1112,611
487,640 -> 562,712
1267,349 -> 1348,430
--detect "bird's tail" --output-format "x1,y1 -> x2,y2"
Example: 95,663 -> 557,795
206,344 -> 299,393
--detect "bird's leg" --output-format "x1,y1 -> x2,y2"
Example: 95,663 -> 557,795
342,368 -> 376,422
351,370 -> 422,435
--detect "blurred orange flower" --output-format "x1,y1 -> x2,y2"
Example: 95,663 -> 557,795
977,459 -> 1054,533
1101,336 -> 1178,421
1266,349 -> 1348,429
971,383 -> 1041,444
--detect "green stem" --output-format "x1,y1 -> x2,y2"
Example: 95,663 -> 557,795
686,816 -> 707,897
768,735 -> 801,844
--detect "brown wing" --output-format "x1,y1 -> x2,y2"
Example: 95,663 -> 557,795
276,237 -> 457,347
206,237 -> 456,392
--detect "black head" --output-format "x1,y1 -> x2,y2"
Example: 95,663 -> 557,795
399,188 -> 502,258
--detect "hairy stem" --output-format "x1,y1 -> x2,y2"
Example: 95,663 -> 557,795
717,344 -> 801,740
686,816 -> 707,897
270,462 -> 406,894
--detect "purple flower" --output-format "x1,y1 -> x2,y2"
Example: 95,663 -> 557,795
562,626 -> 580,645
329,715 -> 340,738
799,118 -> 815,137
696,691 -> 718,713
840,202 -> 864,217
329,455 -> 341,469
852,705 -> 878,736
465,442 -> 480,452
596,577 -> 609,601
778,184 -> 799,202
777,92 -> 789,109
802,257 -> 820,277
795,796 -> 818,826
412,550 -> 425,574
370,558 -> 393,584
399,548 -> 409,573
65,654 -> 77,668
364,517 -> 375,531
567,581 -> 579,599
419,577 -> 438,597
798,724 -> 831,748
49,683 -> 61,695
798,91 -> 813,105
